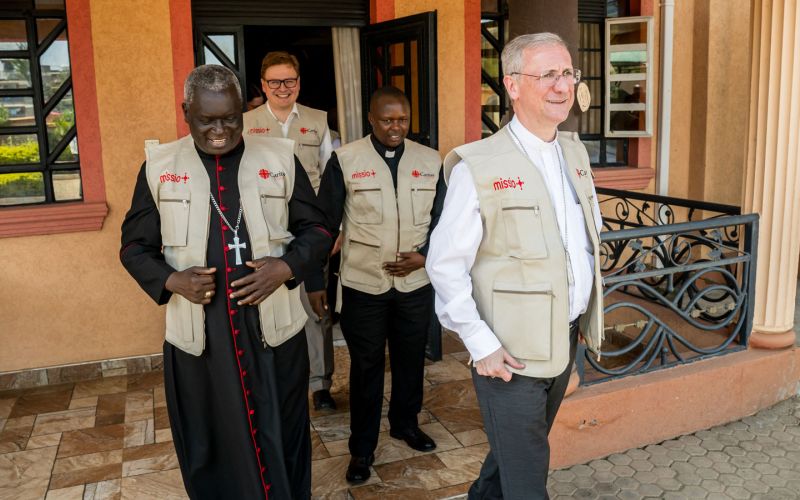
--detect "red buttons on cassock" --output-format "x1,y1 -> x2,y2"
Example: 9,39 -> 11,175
234,329 -> 241,335
219,185 -> 226,191
249,409 -> 255,415
217,166 -> 223,172
227,267 -> 232,272
237,349 -> 244,357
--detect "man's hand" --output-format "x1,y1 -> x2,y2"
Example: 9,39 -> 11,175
474,347 -> 526,382
307,290 -> 328,321
330,234 -> 343,256
165,267 -> 217,304
230,257 -> 293,306
383,252 -> 425,277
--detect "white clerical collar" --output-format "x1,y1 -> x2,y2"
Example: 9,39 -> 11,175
266,101 -> 299,124
509,115 -> 559,152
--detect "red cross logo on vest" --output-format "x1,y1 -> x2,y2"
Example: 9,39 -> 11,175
412,169 -> 421,178
182,173 -> 189,184
516,176 -> 524,189
258,169 -> 270,179
300,127 -> 309,134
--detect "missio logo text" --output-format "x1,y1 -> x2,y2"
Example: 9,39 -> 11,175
160,172 -> 189,184
352,170 -> 376,179
492,177 -> 525,191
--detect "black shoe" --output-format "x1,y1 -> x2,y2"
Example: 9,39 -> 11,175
389,427 -> 437,452
345,454 -> 374,483
312,389 -> 337,411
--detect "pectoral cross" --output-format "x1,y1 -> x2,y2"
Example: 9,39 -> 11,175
228,234 -> 247,266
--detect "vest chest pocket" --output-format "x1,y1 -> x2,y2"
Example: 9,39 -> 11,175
158,190 -> 191,247
492,282 -> 552,360
296,141 -> 321,170
411,183 -> 436,226
349,185 -> 383,224
259,185 -> 292,241
501,198 -> 548,259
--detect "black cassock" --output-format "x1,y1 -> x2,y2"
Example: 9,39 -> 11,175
120,140 -> 330,500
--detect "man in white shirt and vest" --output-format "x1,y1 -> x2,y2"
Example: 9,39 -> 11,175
426,33 -> 604,499
243,51 -> 338,411
314,86 -> 447,483
120,65 -> 332,499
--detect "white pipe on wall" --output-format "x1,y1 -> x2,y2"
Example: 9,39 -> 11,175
656,0 -> 675,196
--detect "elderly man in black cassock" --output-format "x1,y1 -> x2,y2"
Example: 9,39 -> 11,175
120,65 -> 331,500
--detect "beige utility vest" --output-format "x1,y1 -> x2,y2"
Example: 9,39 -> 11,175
337,136 -> 441,295
144,135 -> 307,356
444,127 -> 604,378
242,103 -> 328,192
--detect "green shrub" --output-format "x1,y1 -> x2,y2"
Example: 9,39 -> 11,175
0,139 -> 40,165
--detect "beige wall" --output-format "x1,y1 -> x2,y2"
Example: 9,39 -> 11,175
668,0 -> 752,205
0,0 -> 179,372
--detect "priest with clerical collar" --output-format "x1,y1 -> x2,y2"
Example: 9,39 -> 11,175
312,86 -> 447,483
120,64 -> 331,499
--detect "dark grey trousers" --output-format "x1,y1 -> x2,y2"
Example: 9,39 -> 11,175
468,322 -> 579,500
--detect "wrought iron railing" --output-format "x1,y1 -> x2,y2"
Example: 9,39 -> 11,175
577,188 -> 759,385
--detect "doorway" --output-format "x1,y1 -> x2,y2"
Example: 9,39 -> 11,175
242,26 -> 337,120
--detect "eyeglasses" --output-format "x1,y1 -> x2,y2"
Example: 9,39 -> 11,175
511,68 -> 581,87
264,78 -> 298,89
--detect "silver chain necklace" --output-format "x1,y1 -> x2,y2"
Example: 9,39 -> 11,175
508,125 -> 575,286
209,193 -> 247,266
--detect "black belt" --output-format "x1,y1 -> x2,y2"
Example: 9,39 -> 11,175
569,319 -> 579,329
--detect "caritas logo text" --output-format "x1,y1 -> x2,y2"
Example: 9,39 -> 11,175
411,169 -> 435,178
259,169 -> 286,179
493,177 -> 525,191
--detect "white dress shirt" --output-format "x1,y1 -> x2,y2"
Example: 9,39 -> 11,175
266,101 -> 333,169
426,116 -> 602,361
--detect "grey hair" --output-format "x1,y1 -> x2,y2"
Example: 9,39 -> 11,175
501,33 -> 568,76
183,65 -> 242,105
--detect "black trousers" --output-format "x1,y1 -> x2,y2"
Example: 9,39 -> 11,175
340,284 -> 433,457
468,322 -> 579,500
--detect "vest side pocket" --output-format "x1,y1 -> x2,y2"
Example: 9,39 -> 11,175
405,237 -> 430,285
165,294 -> 200,354
411,183 -> 436,226
158,190 -> 191,247
501,198 -> 548,259
492,282 -> 552,361
342,238 -> 383,287
349,185 -> 383,224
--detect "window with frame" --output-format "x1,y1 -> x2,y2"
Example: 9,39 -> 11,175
0,0 -> 81,207
578,0 -> 630,167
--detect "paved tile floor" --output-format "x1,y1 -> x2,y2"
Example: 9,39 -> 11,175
1,328 -> 799,499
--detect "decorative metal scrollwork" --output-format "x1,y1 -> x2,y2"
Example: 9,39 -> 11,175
579,189 -> 758,386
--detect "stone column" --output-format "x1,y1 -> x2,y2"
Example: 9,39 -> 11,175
743,0 -> 800,349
